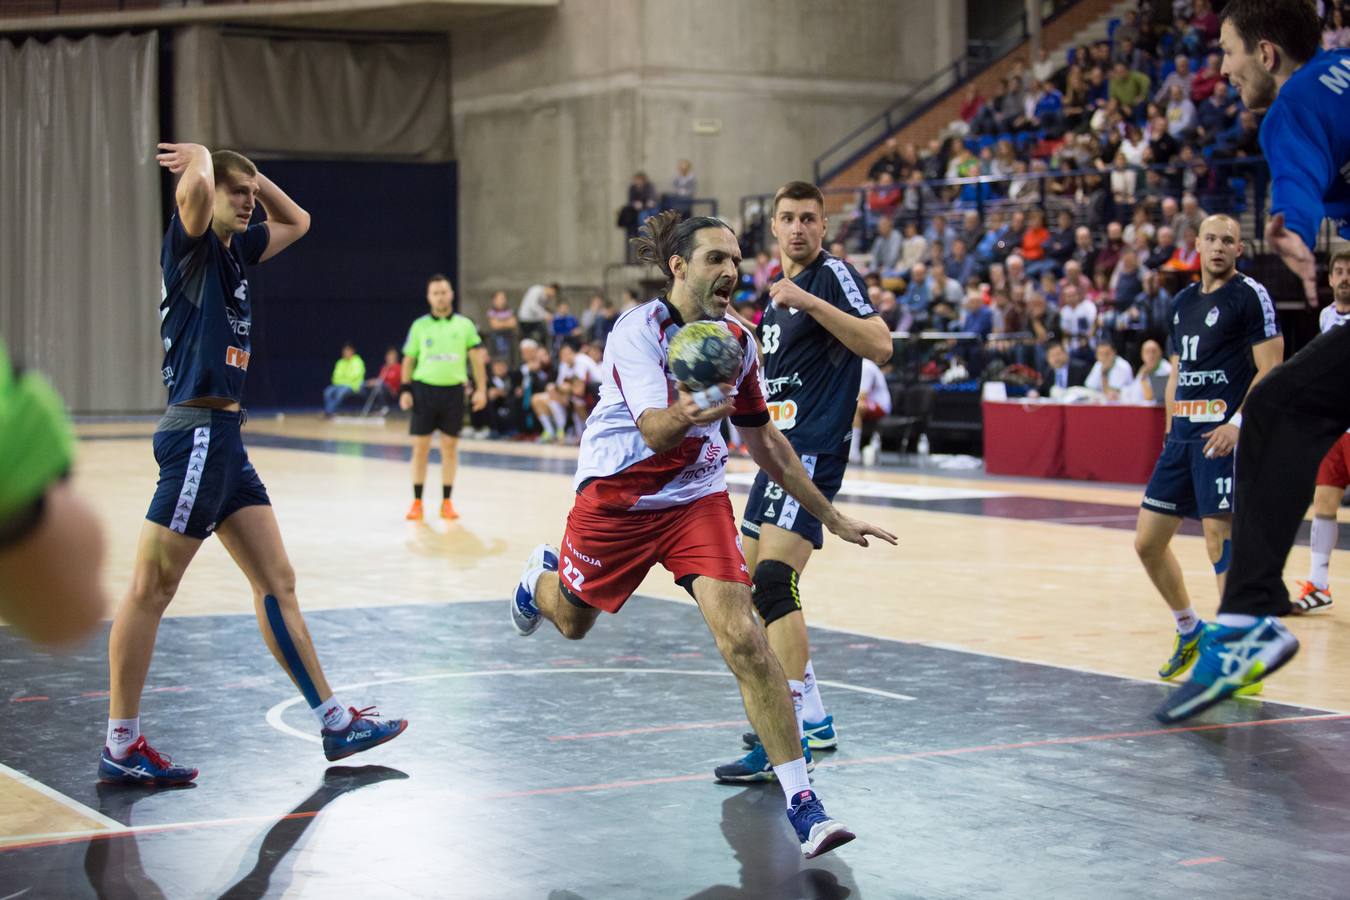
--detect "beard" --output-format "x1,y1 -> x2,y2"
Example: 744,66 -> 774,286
1241,67 -> 1278,112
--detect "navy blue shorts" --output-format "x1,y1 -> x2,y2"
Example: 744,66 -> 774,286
740,453 -> 847,550
145,407 -> 270,540
1141,438 -> 1234,520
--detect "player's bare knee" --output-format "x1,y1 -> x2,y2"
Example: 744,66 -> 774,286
716,615 -> 772,677
1133,531 -> 1163,561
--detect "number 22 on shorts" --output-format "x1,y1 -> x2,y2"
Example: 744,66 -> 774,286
561,556 -> 586,591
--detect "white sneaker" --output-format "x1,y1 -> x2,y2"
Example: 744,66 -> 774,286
511,544 -> 558,636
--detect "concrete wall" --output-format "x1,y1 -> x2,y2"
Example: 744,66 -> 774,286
451,0 -> 965,313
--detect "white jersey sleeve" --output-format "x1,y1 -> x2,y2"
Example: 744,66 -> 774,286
859,358 -> 891,413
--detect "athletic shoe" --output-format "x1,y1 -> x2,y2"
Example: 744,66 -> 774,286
1292,581 -> 1334,614
322,707 -> 408,762
742,714 -> 838,751
714,738 -> 815,783
1155,618 -> 1299,724
512,543 -> 558,636
1158,623 -> 1204,680
98,736 -> 198,786
786,789 -> 855,859
440,499 -> 459,520
405,499 -> 423,521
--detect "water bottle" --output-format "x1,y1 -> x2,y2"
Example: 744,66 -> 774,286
916,432 -> 930,457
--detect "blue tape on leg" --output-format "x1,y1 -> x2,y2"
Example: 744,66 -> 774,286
1214,539 -> 1232,575
264,594 -> 321,708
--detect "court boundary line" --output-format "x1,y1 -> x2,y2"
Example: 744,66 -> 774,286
0,761 -> 122,832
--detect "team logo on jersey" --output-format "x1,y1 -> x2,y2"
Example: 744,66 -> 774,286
1172,398 -> 1227,422
764,373 -> 803,398
1205,307 -> 1219,327
225,347 -> 251,370
767,399 -> 799,431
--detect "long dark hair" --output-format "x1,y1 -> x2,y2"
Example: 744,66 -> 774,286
630,210 -> 735,291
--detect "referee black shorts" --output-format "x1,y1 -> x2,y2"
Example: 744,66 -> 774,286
409,382 -> 466,437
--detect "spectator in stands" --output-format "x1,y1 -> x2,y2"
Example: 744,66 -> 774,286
868,137 -> 904,181
1110,150 -> 1138,204
898,220 -> 928,275
531,338 -> 601,443
1163,223 -> 1201,276
1033,46 -> 1059,83
620,287 -> 641,312
752,251 -> 778,294
1024,291 -> 1061,369
1069,225 -> 1098,279
1136,269 -> 1173,345
550,300 -> 580,354
866,172 -> 902,221
929,261 -> 964,309
1038,270 -> 1060,309
1116,9 -> 1141,46
1124,204 -> 1156,247
620,172 -> 656,245
1042,209 -> 1075,270
1089,40 -> 1112,69
1326,7 -> 1350,49
484,356 -> 522,437
875,288 -> 902,332
921,137 -> 948,180
958,84 -> 986,132
1147,225 -> 1179,270
925,213 -> 956,250
1190,51 -> 1223,102
1085,64 -> 1110,110
1187,0 -> 1219,49
669,159 -> 697,209
363,347 -> 402,415
1146,114 -> 1180,163
1118,122 -> 1149,166
1034,340 -> 1089,396
945,237 -> 979,286
1211,109 -> 1261,159
1007,160 -> 1036,202
516,338 -> 553,437
900,169 -> 937,222
1154,54 -> 1194,103
1196,80 -> 1239,141
1062,66 -> 1091,130
1165,83 -> 1198,140
1060,258 -> 1093,299
1058,281 -> 1097,363
1173,193 -> 1206,236
518,282 -> 556,344
899,261 -> 932,320
581,292 -> 618,346
959,209 -> 984,249
975,211 -> 1009,267
869,216 -> 903,274
1085,341 -> 1132,399
322,341 -> 365,417
1109,60 -> 1151,117
1094,221 -> 1126,279
998,76 -> 1028,133
1112,35 -> 1145,72
485,290 -> 519,364
1122,338 -> 1172,403
955,286 -> 994,372
1019,209 -> 1051,274
1004,254 -> 1029,293
1110,247 -> 1149,307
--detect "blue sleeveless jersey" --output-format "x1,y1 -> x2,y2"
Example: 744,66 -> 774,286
159,215 -> 270,405
760,251 -> 877,457
1167,274 -> 1279,443
1260,49 -> 1350,250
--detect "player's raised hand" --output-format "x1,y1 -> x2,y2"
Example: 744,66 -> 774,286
155,142 -> 209,175
674,382 -> 733,426
1265,213 -> 1318,308
825,512 -> 898,549
768,278 -> 818,312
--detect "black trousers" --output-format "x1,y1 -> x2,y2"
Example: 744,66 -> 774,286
1222,322 -> 1350,616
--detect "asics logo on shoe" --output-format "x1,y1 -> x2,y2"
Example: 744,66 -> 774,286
104,758 -> 153,779
347,730 -> 373,742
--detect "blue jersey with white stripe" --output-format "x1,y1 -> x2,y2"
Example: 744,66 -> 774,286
159,215 -> 270,406
1260,49 -> 1350,250
1167,273 -> 1279,443
760,251 -> 877,456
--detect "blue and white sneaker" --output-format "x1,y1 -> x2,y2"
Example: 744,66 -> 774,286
1155,617 -> 1299,724
714,737 -> 815,783
787,789 -> 855,859
98,736 -> 198,786
743,714 -> 838,751
512,543 -> 558,636
322,706 -> 408,762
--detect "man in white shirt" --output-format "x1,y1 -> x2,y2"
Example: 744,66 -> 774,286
1084,341 -> 1133,399
531,339 -> 602,442
1057,283 -> 1098,362
518,282 -> 557,344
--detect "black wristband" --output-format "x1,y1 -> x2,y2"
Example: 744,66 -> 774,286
399,383 -> 414,396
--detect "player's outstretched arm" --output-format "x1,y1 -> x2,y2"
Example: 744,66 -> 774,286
256,171 -> 312,262
741,422 -> 898,549
768,279 -> 893,364
156,142 -> 213,238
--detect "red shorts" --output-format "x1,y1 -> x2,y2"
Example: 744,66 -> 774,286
557,490 -> 750,613
861,401 -> 886,422
1317,433 -> 1350,488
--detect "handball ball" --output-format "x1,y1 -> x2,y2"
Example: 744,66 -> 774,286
668,322 -> 743,392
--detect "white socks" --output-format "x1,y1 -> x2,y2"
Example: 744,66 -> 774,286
773,757 -> 812,807
1171,607 -> 1200,634
106,718 -> 140,758
1216,613 -> 1260,628
801,660 -> 827,723
787,680 -> 807,738
548,401 -> 568,436
1310,515 -> 1337,589
313,696 -> 354,732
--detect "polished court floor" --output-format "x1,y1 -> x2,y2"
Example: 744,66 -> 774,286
3,415 -> 1350,898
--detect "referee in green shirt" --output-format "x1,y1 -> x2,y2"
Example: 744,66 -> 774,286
0,337 -> 108,645
399,273 -> 487,520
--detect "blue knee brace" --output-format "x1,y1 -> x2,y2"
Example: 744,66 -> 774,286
1214,539 -> 1232,576
264,594 -> 321,708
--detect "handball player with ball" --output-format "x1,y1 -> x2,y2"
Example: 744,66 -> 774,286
509,210 -> 896,858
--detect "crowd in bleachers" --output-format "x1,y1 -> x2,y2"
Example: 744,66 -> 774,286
817,0 -> 1350,394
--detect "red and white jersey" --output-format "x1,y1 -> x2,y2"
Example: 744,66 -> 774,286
558,352 -> 602,385
574,298 -> 768,510
859,358 -> 891,414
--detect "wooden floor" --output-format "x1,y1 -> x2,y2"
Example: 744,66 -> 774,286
5,413 -> 1348,850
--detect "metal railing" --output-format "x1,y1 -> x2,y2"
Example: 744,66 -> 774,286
812,0 -> 1075,186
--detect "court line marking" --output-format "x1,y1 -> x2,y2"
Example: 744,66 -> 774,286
0,761 -> 122,831
3,712 -> 1345,852
264,667 -> 917,745
548,720 -> 747,741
